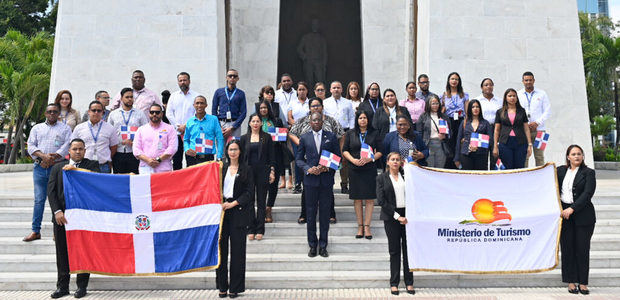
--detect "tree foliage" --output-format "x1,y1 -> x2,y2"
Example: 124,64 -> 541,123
0,0 -> 58,36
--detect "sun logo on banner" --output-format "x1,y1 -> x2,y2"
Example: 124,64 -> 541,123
460,199 -> 512,225
135,215 -> 151,231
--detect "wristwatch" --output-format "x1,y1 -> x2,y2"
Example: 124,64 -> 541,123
156,157 -> 162,162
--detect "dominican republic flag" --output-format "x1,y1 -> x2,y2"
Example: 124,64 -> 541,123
469,133 -> 490,148
360,143 -> 374,160
62,162 -> 222,275
534,131 -> 550,150
496,159 -> 506,170
267,127 -> 288,142
319,150 -> 340,170
195,133 -> 214,154
121,126 -> 138,140
438,119 -> 448,134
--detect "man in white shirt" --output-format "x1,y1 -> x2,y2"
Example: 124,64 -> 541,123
475,78 -> 502,170
517,71 -> 551,167
323,81 -> 355,193
275,73 -> 297,124
165,72 -> 201,170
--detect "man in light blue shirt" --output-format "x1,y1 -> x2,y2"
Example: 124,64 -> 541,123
184,96 -> 224,166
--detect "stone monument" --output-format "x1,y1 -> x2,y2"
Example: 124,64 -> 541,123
297,19 -> 327,88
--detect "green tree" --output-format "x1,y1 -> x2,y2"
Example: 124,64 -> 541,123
0,30 -> 53,163
0,0 -> 57,36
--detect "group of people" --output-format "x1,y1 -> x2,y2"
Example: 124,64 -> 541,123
24,68 -> 596,298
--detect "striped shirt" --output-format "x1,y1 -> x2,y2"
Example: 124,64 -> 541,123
108,107 -> 149,153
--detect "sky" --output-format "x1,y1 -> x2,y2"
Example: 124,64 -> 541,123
611,0 -> 620,23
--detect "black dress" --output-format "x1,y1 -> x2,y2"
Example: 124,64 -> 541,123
342,129 -> 382,200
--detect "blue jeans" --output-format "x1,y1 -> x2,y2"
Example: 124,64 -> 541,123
498,136 -> 527,169
32,164 -> 52,233
99,163 -> 111,173
291,143 -> 303,185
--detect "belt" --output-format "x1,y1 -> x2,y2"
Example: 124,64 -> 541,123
196,154 -> 212,159
224,197 -> 235,202
219,118 -> 237,122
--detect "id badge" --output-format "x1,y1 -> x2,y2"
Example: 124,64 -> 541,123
158,141 -> 163,150
453,112 -> 459,120
226,111 -> 232,120
92,151 -> 98,162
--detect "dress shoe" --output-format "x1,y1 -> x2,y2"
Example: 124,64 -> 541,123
406,287 -> 416,295
319,247 -> 329,257
355,224 -> 364,239
218,292 -> 228,298
308,247 -> 317,257
340,186 -> 349,194
73,288 -> 87,298
265,207 -> 273,223
293,184 -> 302,194
255,234 -> 263,241
297,217 -> 306,224
364,225 -> 373,240
390,287 -> 399,295
579,286 -> 590,295
50,289 -> 69,298
229,292 -> 239,298
23,232 -> 41,242
330,218 -> 337,224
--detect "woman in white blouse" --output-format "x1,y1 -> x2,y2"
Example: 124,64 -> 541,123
376,152 -> 414,295
556,144 -> 596,295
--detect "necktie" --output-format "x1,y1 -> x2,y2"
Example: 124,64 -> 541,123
314,132 -> 321,154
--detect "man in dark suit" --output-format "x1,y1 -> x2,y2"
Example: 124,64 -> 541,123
48,138 -> 100,298
295,112 -> 341,258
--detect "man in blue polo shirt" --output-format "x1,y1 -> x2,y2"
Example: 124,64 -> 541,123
212,69 -> 247,141
184,96 -> 224,166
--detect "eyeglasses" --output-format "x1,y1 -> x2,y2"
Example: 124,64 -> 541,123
227,74 -> 239,78
310,105 -> 321,108
90,109 -> 103,113
46,110 -> 59,114
149,111 -> 162,115
418,81 -> 429,84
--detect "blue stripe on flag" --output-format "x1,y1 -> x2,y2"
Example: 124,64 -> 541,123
153,225 -> 219,273
63,170 -> 132,213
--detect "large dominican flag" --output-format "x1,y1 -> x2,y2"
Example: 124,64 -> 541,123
63,162 -> 222,275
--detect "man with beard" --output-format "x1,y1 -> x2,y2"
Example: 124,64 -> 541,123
275,73 -> 297,123
111,70 -> 162,116
415,74 -> 438,102
108,88 -> 148,174
134,104 -> 178,174
81,90 -> 111,122
166,72 -> 201,170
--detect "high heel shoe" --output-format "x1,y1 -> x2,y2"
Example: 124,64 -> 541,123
568,283 -> 578,294
390,287 -> 399,295
355,224 -> 363,239
364,225 -> 373,240
218,292 -> 228,298
579,285 -> 590,295
406,285 -> 416,295
265,207 -> 273,223
255,234 -> 263,241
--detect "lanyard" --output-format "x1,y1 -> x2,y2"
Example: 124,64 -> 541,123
359,132 -> 367,144
525,91 -> 534,114
369,99 -> 379,113
88,122 -> 103,143
225,88 -> 237,110
61,111 -> 68,124
283,91 -> 293,105
121,110 -> 134,127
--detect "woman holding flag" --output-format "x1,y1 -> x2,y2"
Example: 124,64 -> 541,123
492,88 -> 532,169
239,113 -> 275,240
342,110 -> 383,239
454,99 -> 492,170
382,116 -> 428,165
416,95 -> 451,168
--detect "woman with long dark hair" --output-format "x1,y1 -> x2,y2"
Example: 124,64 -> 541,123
54,90 -> 81,130
441,72 -> 469,168
216,140 -> 253,298
492,88 -> 532,169
372,89 -> 412,143
416,94 -> 451,168
342,110 -> 383,239
358,82 -> 383,123
557,144 -> 596,295
239,113 -> 275,240
454,99 -> 492,170
346,81 -> 362,111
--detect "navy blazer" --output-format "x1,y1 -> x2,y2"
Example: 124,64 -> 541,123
557,165 -> 596,226
454,119 -> 493,162
382,131 -> 429,166
295,130 -> 341,187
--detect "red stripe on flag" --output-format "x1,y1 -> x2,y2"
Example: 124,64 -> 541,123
66,230 -> 135,274
150,162 -> 221,212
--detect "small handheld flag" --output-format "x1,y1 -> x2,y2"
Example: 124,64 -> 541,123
470,133 -> 490,148
319,150 -> 341,170
534,131 -> 550,151
360,143 -> 374,160
496,159 -> 506,170
267,127 -> 288,142
406,156 -> 414,163
438,119 -> 449,134
195,133 -> 214,154
120,126 -> 138,140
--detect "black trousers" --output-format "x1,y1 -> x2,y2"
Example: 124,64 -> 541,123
249,166 -> 268,235
445,118 -> 463,169
112,152 -> 139,174
299,185 -> 336,220
172,135 -> 183,170
384,208 -> 413,287
216,210 -> 247,293
186,154 -> 214,167
53,222 -> 90,291
305,185 -> 333,248
267,168 -> 279,207
561,204 -> 595,285
460,152 -> 488,170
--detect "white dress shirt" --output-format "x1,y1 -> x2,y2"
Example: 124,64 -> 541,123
288,98 -> 309,123
275,88 -> 297,123
323,96 -> 355,129
474,94 -> 502,124
517,88 -> 551,130
166,89 -> 201,134
389,173 -> 406,219
223,168 -> 235,199
561,167 -> 578,204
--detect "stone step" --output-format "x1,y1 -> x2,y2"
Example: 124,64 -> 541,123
2,251 -> 620,273
1,268 -> 620,290
2,234 -> 620,255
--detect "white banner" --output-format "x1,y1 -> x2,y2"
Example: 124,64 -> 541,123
404,163 -> 561,273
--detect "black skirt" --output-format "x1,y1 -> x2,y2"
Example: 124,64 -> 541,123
348,167 -> 377,200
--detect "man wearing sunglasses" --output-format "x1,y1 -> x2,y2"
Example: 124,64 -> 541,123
134,104 -> 178,174
71,101 -> 119,173
23,103 -> 72,242
212,69 -> 247,141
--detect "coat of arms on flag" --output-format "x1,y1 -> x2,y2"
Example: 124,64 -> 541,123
360,143 -> 374,159
496,158 -> 506,170
469,133 -> 489,148
267,127 -> 288,142
121,126 -> 138,140
438,119 -> 448,134
195,133 -> 214,154
319,150 -> 341,170
534,131 -> 550,150
62,162 -> 223,275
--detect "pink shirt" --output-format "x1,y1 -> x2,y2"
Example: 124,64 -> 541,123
112,87 -> 162,116
508,112 -> 516,136
400,97 -> 425,123
133,122 -> 178,173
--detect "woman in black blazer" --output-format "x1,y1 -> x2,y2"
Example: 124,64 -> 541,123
557,144 -> 596,295
377,152 -> 414,296
216,140 -> 254,298
372,89 -> 412,143
454,99 -> 493,170
492,88 -> 532,169
239,113 -> 275,240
